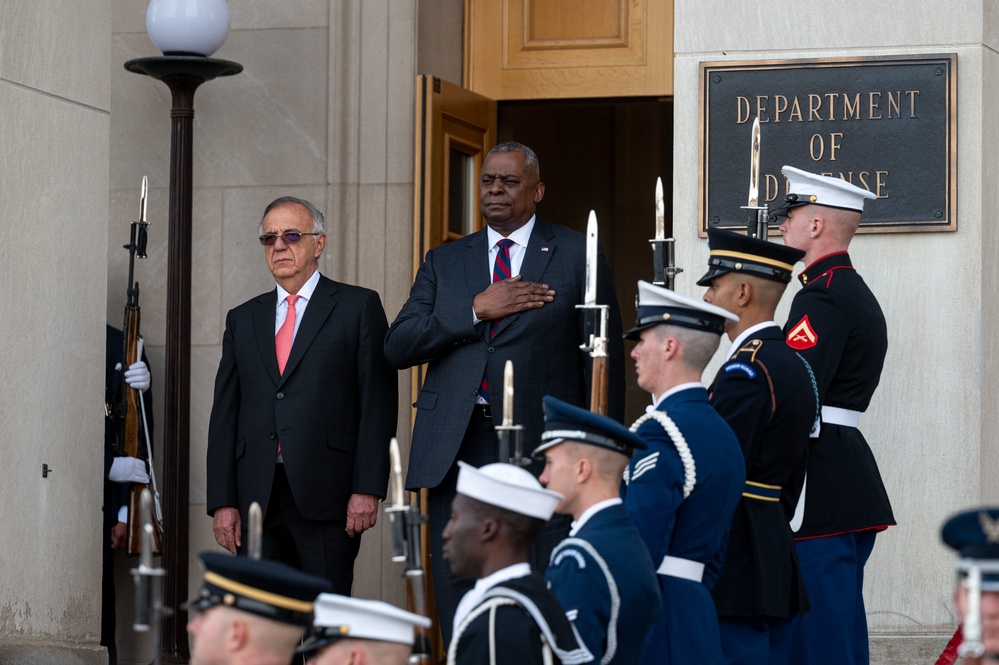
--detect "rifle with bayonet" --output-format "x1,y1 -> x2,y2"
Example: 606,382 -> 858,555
117,176 -> 164,555
495,360 -> 530,467
384,438 -> 433,663
577,211 -> 611,415
132,488 -> 168,665
650,177 -> 683,290
742,117 -> 770,240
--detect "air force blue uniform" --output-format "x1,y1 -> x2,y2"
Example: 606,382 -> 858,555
546,503 -> 661,664
536,396 -> 660,664
625,386 -> 745,665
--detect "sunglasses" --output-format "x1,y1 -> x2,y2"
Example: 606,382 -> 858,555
258,232 -> 322,246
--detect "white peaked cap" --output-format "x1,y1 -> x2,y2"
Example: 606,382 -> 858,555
310,594 -> 431,646
456,461 -> 563,521
777,164 -> 877,214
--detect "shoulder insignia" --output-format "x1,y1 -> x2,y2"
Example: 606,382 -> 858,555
552,547 -> 587,569
629,451 -> 660,482
787,315 -> 818,350
730,338 -> 763,363
723,361 -> 757,378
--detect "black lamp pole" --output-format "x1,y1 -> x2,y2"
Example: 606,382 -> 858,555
124,55 -> 242,664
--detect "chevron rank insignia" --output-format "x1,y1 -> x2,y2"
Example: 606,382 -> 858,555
787,315 -> 818,350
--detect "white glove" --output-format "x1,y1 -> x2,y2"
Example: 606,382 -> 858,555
109,457 -> 150,484
123,360 -> 151,392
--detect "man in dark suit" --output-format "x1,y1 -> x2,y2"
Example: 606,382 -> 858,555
698,228 -> 816,664
207,196 -> 396,594
384,142 -> 624,644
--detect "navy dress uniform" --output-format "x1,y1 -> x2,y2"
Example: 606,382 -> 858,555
698,228 -> 816,664
298,593 -> 432,662
773,165 -> 895,665
534,397 -> 662,665
448,462 -> 594,665
622,282 -> 746,665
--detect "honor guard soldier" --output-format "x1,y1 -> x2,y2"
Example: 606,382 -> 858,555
936,508 -> 999,665
623,281 -> 746,665
773,166 -> 894,665
185,551 -> 331,665
297,593 -> 432,665
698,227 -> 816,664
444,461 -> 594,665
534,396 -> 662,664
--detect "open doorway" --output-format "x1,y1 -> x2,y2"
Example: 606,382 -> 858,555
498,97 -> 674,424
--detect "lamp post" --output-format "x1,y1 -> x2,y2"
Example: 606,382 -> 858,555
125,2 -> 241,661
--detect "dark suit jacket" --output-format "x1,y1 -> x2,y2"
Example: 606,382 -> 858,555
384,219 -> 624,490
206,275 -> 396,522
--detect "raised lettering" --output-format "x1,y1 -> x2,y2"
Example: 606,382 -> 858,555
868,92 -> 882,119
843,93 -> 861,120
737,96 -> 751,124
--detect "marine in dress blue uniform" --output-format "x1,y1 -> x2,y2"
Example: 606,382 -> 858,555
698,228 -> 817,665
622,282 -> 746,665
444,462 -> 593,665
773,166 -> 895,665
534,396 -> 661,664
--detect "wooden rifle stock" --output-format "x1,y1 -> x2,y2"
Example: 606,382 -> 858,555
123,303 -> 162,556
590,354 -> 609,416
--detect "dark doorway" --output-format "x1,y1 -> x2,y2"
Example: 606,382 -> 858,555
498,97 -> 674,425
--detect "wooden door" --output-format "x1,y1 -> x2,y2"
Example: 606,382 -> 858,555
465,0 -> 673,99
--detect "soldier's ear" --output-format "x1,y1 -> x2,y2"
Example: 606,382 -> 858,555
533,181 -> 545,203
480,517 -> 499,542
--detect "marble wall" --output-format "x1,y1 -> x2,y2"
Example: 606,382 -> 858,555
0,2 -> 112,664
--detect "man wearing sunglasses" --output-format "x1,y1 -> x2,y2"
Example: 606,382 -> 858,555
206,196 -> 397,594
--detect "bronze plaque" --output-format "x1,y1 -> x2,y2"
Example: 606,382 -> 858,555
698,54 -> 957,235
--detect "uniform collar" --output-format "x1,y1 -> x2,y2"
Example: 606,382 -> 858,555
569,498 -> 622,536
798,252 -> 853,286
725,321 -> 778,359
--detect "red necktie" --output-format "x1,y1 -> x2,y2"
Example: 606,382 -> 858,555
479,239 -> 515,403
276,294 -> 299,376
275,294 -> 299,454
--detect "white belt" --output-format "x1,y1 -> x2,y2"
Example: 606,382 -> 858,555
657,555 -> 704,582
821,405 -> 861,428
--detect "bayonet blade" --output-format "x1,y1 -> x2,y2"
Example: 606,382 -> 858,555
748,117 -> 761,208
140,176 -> 148,224
502,361 -> 514,428
584,210 -> 598,306
247,502 -> 263,560
655,177 -> 665,240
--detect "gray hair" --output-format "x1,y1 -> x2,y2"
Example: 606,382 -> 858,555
486,141 -> 541,182
259,196 -> 326,234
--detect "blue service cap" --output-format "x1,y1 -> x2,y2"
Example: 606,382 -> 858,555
942,508 -> 999,591
697,227 -> 805,286
185,552 -> 331,627
623,280 -> 738,340
533,395 -> 647,458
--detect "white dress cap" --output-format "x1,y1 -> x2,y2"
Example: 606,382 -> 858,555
779,165 -> 877,214
456,461 -> 563,521
310,593 -> 431,646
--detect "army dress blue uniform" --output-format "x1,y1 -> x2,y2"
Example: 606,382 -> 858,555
545,500 -> 661,664
708,324 -> 815,663
624,384 -> 745,665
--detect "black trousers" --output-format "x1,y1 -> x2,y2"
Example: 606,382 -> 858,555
428,410 -> 570,648
239,464 -> 362,595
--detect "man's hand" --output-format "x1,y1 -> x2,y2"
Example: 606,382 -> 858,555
111,521 -> 127,550
109,457 -> 150,484
212,507 -> 242,554
121,361 -> 151,393
345,493 -> 379,537
473,275 -> 555,321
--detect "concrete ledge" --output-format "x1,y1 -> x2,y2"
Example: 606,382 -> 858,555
871,633 -> 954,664
0,638 -> 107,665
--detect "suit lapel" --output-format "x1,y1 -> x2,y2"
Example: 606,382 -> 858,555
253,290 -> 281,385
279,276 -> 337,385
493,220 -> 556,337
463,229 -> 491,299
